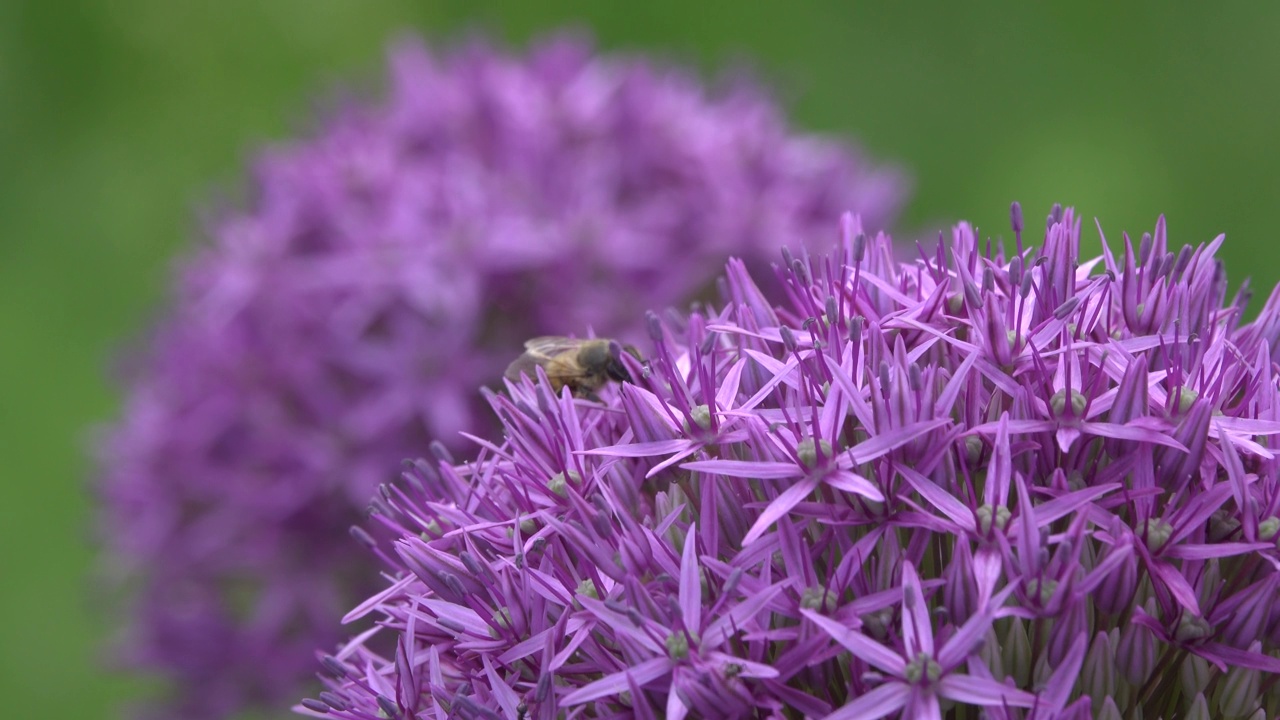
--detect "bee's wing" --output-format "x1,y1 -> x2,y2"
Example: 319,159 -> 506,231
505,337 -> 589,382
504,352 -> 546,382
522,336 -> 585,357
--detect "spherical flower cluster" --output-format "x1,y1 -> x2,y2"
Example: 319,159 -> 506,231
96,34 -> 905,720
302,207 -> 1280,719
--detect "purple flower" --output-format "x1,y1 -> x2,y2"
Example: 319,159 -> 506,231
802,562 -> 1039,719
95,34 -> 905,720
304,206 -> 1280,718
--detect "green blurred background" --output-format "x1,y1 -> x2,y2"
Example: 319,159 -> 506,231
3,2 -> 1278,717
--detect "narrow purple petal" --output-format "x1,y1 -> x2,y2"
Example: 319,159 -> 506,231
801,609 -> 906,676
1200,643 -> 1280,674
481,656 -> 521,718
561,656 -> 674,705
681,458 -> 804,479
1033,634 -> 1085,712
666,667 -> 690,720
906,691 -> 943,720
705,651 -> 780,679
850,418 -> 952,463
679,524 -> 701,633
1033,483 -> 1121,525
825,469 -> 886,502
1082,421 -> 1188,450
1149,560 -> 1201,615
741,477 -> 821,546
900,561 -> 935,656
987,413 -> 1014,506
897,465 -> 977,533
704,584 -> 786,648
938,674 -> 1038,708
1165,541 -> 1272,560
822,682 -> 911,720
582,439 -> 695,458
575,597 -> 665,654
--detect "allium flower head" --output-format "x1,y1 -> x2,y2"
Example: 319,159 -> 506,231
96,34 -> 904,719
304,206 -> 1280,719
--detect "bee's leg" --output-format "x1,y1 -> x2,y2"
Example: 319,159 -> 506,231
580,390 -> 603,403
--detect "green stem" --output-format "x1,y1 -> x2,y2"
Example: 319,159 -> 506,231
1136,647 -> 1184,718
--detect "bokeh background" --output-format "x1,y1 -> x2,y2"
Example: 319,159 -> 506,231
3,2 -> 1279,717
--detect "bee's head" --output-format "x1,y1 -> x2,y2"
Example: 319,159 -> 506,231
604,341 -> 641,383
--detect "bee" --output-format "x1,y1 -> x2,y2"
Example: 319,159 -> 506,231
504,336 -> 641,398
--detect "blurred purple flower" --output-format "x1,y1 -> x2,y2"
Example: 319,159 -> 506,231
303,207 -> 1280,718
95,33 -> 905,720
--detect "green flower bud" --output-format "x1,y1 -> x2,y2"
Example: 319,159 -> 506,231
1209,509 -> 1242,542
800,586 -> 838,613
665,632 -> 690,660
688,404 -> 712,431
1180,654 -> 1211,698
1215,647 -> 1262,718
1026,577 -> 1058,606
489,607 -> 513,637
547,469 -> 582,497
977,626 -> 1003,680
1175,614 -> 1212,643
861,609 -> 893,641
964,435 -> 985,465
1258,516 -> 1279,542
1141,517 -> 1174,553
1050,388 -> 1087,416
1003,618 -> 1032,688
903,652 -> 942,685
1095,697 -> 1124,720
1186,693 -> 1212,720
1177,387 -> 1199,413
1117,617 -> 1157,686
797,437 -> 834,469
975,504 -> 1011,535
1082,632 -> 1116,716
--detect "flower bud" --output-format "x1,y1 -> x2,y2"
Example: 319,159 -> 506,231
1214,644 -> 1262,718
1116,616 -> 1157,687
1048,595 -> 1091,666
1180,654 -> 1212,699
1185,692 -> 1212,720
1003,618 -> 1033,688
1095,696 -> 1125,720
1094,543 -> 1138,616
1081,631 -> 1116,715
